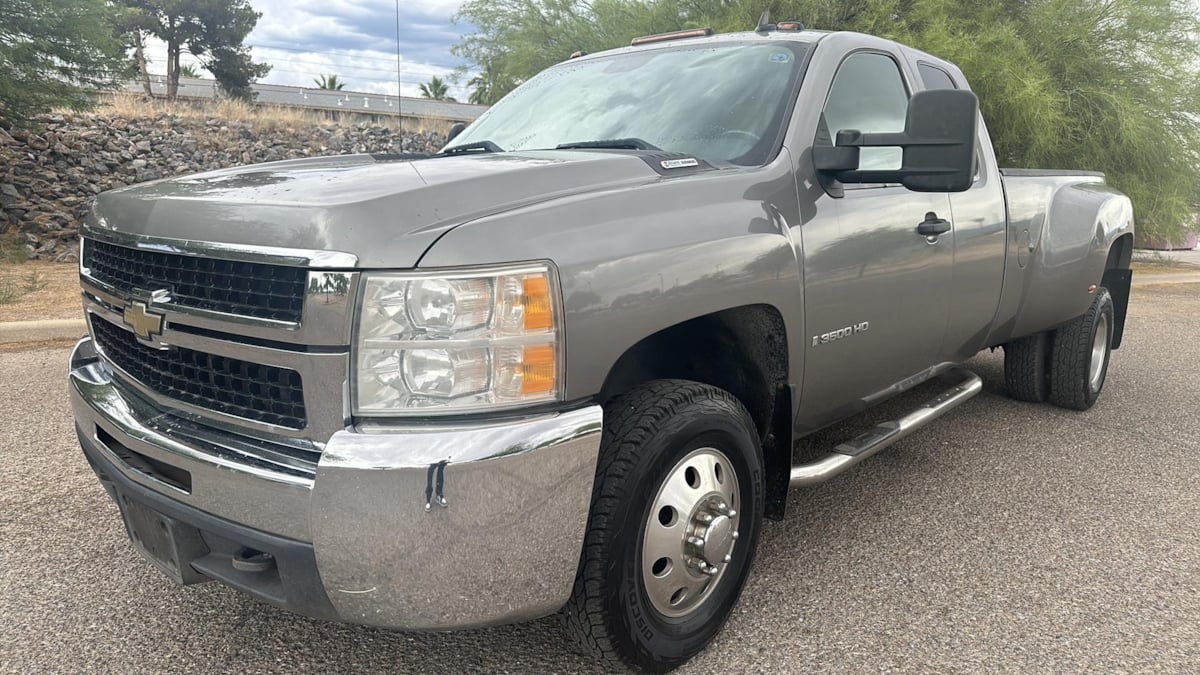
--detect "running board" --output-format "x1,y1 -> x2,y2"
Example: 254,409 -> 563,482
789,368 -> 983,487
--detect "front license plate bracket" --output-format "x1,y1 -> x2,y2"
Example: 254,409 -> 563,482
116,491 -> 210,585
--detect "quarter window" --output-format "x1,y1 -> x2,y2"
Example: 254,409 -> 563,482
918,63 -> 958,90
822,53 -> 909,171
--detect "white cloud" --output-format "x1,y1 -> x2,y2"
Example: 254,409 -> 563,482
141,0 -> 472,99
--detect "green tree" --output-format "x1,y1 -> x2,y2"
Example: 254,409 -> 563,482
313,73 -> 346,90
419,75 -> 455,101
206,45 -> 269,100
178,63 -> 201,78
454,0 -> 1200,238
119,0 -> 270,100
0,0 -> 129,126
466,63 -> 515,105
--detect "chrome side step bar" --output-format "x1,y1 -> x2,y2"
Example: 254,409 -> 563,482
789,368 -> 983,487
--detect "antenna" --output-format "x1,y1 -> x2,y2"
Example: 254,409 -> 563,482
756,10 -> 774,33
395,0 -> 403,135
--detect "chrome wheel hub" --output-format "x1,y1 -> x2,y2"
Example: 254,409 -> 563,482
685,498 -> 738,574
642,447 -> 740,618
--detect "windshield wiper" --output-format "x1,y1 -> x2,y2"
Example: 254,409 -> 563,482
556,137 -> 661,151
439,140 -> 504,155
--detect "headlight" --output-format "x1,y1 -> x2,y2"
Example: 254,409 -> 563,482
353,263 -> 561,415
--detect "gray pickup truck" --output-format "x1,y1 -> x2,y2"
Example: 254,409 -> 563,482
69,21 -> 1133,672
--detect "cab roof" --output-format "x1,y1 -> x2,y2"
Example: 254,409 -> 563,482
567,29 -> 832,64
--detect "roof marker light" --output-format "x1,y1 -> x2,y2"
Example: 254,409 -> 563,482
630,28 -> 714,46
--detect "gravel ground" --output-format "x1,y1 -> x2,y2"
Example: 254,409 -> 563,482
1,284 -> 1197,673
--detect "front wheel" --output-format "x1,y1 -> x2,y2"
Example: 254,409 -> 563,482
1050,288 -> 1115,410
562,380 -> 763,672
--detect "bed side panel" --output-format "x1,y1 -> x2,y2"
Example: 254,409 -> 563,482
986,175 -> 1133,345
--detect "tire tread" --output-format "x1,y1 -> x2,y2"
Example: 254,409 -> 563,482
1004,332 -> 1051,403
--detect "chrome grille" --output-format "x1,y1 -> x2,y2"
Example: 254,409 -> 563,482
91,316 -> 308,429
83,238 -> 307,322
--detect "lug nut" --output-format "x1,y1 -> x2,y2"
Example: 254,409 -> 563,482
732,531 -> 739,540
723,554 -> 732,563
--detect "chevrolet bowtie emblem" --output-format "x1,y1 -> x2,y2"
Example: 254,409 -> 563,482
122,301 -> 165,340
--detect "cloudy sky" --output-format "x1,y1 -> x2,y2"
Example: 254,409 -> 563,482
142,0 -> 471,99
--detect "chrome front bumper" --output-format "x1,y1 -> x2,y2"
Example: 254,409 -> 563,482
69,337 -> 603,630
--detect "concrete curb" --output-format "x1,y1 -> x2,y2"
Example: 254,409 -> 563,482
1132,272 -> 1200,287
0,319 -> 87,344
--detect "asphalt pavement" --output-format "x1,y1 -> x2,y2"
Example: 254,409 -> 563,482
2,283 -> 1197,673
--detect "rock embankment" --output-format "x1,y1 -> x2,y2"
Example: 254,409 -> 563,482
0,113 -> 445,261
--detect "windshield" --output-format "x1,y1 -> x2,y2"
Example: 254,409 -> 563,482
450,41 -> 809,166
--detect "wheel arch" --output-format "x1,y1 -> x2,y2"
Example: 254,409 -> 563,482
597,304 -> 794,519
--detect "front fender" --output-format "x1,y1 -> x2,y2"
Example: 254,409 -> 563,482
417,162 -> 806,401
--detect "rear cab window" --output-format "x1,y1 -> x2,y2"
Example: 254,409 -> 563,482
918,62 -> 985,182
917,63 -> 958,91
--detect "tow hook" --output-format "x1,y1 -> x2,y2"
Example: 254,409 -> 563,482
424,460 -> 449,512
232,547 -> 275,573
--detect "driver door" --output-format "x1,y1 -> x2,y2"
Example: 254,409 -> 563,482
796,50 -> 954,430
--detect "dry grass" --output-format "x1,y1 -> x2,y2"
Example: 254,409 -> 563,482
1130,261 -> 1188,275
0,261 -> 81,322
0,337 -> 79,353
93,93 -> 450,135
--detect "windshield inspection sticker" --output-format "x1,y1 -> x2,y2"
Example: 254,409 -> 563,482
770,52 -> 792,63
661,157 -> 700,169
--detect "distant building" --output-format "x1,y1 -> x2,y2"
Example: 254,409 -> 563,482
122,75 -> 487,126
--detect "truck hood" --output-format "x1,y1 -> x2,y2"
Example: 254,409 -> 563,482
90,151 -> 662,268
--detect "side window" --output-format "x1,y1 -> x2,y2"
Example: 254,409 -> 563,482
823,52 -> 909,171
918,63 -> 958,90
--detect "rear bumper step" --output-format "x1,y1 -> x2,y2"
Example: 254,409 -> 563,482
790,368 -> 983,487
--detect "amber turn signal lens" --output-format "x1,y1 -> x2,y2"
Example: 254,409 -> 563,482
520,344 -> 557,396
522,275 -> 554,331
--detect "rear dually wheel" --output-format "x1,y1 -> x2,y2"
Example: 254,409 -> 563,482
1049,288 -> 1114,410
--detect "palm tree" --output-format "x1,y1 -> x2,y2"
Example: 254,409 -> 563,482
467,72 -> 493,105
178,63 -> 201,78
467,65 -> 514,105
419,75 -> 453,101
313,73 -> 346,90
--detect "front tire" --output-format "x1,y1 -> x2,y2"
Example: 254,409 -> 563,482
1049,288 -> 1114,410
562,380 -> 763,672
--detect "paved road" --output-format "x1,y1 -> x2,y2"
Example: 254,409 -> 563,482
2,284 -> 1197,673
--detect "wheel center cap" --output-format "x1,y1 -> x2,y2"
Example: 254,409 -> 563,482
685,498 -> 739,574
698,515 -> 733,565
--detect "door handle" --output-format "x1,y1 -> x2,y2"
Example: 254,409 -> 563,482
917,212 -> 952,236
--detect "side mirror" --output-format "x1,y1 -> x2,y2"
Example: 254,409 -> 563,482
813,89 -> 979,192
446,122 -> 467,143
